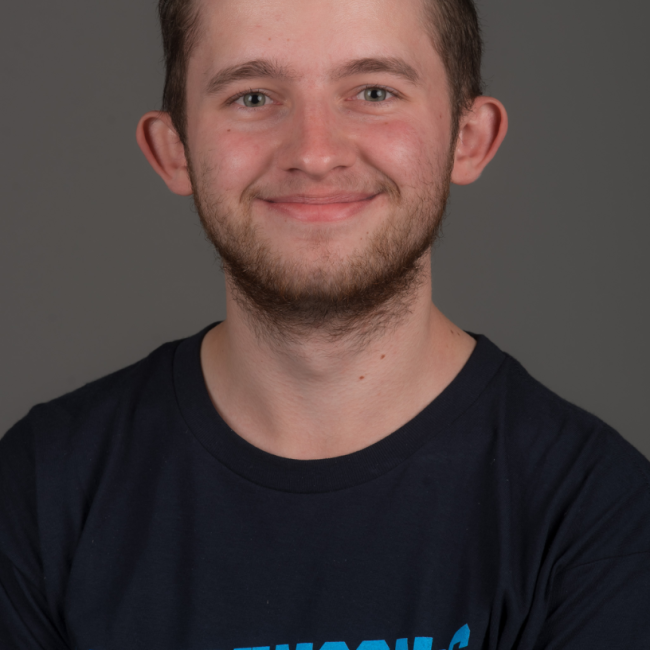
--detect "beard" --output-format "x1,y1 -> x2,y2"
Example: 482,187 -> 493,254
190,152 -> 453,344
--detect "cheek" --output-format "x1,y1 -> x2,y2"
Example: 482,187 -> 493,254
359,118 -> 447,186
192,124 -> 274,196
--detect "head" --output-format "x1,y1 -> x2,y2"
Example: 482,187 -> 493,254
138,0 -> 507,342
159,0 -> 485,149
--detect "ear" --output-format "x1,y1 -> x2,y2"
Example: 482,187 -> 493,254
451,97 -> 508,186
136,111 -> 193,196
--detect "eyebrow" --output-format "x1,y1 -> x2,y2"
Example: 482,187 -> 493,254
330,57 -> 420,84
205,57 -> 420,96
206,59 -> 297,95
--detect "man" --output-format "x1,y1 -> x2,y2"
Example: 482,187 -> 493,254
1,0 -> 648,647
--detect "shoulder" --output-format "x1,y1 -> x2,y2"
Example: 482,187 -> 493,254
497,349 -> 648,484
0,333 -> 188,503
486,345 -> 650,564
0,333 -> 192,584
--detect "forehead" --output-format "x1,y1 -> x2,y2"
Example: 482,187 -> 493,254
191,0 -> 436,77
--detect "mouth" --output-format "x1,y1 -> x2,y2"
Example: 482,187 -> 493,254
259,193 -> 380,223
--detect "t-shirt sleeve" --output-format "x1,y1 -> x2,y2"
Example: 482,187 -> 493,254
533,551 -> 650,648
533,428 -> 650,648
0,417 -> 70,649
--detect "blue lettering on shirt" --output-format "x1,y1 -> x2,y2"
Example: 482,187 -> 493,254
237,626 -> 468,650
88,623 -> 470,650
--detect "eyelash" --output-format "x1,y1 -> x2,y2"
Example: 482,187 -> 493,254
354,84 -> 400,102
226,88 -> 268,107
225,84 -> 400,108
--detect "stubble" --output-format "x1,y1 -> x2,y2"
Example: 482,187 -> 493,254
189,152 -> 453,346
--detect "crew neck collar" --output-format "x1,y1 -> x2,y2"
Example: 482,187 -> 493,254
173,324 -> 506,493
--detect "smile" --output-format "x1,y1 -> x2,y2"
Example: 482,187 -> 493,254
260,193 -> 380,223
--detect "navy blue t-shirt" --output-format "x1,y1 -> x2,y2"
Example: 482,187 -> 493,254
1,325 -> 649,649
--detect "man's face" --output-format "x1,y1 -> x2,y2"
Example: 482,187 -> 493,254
184,0 -> 455,335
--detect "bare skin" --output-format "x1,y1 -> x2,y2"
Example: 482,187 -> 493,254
137,0 -> 507,460
199,275 -> 473,459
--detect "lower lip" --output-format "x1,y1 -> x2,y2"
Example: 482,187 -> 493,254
260,195 -> 378,223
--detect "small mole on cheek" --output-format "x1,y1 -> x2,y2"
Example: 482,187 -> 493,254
359,376 -> 365,381
381,355 -> 386,360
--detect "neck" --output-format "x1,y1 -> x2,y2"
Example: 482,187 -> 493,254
201,259 -> 476,460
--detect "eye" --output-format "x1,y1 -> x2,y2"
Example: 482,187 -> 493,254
236,91 -> 269,108
360,87 -> 392,102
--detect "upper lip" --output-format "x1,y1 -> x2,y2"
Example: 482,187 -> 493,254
262,193 -> 378,204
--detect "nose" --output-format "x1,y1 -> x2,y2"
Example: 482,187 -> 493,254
276,98 -> 357,179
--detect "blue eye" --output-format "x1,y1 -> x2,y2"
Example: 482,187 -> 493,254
363,88 -> 388,102
239,92 -> 268,107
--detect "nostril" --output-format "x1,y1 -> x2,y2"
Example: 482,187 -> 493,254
279,126 -> 357,177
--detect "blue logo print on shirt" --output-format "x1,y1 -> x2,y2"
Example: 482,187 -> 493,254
234,625 -> 470,650
87,623 -> 470,650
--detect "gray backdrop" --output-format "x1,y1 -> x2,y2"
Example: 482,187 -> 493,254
1,1 -> 649,459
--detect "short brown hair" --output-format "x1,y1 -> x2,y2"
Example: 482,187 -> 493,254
159,0 -> 484,146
